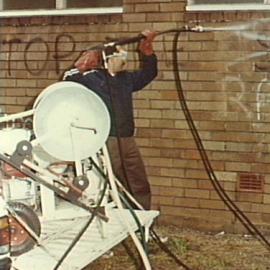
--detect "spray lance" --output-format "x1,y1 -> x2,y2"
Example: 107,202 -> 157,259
72,22 -> 255,74
78,22 -> 252,62
71,25 -> 204,72
87,22 -> 252,54
89,24 -> 204,51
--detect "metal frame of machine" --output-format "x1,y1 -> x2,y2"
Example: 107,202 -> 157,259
0,81 -> 159,270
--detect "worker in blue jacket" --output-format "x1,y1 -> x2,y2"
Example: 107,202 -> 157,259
63,30 -> 157,210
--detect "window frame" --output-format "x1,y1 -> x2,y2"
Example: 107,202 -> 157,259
0,0 -> 123,17
187,0 -> 270,11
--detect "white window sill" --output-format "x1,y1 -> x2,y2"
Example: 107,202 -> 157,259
0,7 -> 123,18
187,4 -> 270,11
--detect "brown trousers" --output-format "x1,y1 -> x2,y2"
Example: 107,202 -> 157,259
106,136 -> 151,210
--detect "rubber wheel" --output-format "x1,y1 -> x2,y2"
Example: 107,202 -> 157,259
7,202 -> 41,256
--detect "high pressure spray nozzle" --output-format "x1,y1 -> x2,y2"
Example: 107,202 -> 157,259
190,25 -> 204,32
183,25 -> 204,32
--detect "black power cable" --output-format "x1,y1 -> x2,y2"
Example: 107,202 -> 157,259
171,30 -> 270,251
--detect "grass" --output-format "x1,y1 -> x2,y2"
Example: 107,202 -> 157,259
85,225 -> 270,270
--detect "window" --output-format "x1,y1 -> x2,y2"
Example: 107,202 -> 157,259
66,0 -> 122,8
187,0 -> 270,11
3,0 -> 55,10
0,0 -> 123,17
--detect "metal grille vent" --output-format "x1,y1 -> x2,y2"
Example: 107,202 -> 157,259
238,173 -> 264,192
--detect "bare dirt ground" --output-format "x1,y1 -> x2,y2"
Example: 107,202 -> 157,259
85,225 -> 270,270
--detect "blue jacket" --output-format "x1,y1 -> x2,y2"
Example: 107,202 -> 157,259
64,54 -> 158,137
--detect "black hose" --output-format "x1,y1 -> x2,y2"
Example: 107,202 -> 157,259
101,33 -> 195,269
106,28 -> 270,270
150,229 -> 193,270
171,31 -> 270,251
54,27 -> 270,270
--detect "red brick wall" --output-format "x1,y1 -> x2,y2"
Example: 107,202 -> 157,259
1,0 -> 270,233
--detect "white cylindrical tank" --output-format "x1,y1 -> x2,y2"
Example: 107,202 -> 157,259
33,81 -> 110,161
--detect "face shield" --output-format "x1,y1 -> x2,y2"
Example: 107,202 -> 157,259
106,46 -> 128,75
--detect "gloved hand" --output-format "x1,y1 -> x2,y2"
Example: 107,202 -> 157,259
74,50 -> 102,73
138,29 -> 157,56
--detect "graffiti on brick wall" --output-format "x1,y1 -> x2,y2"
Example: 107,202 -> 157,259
241,27 -> 270,122
1,22 -> 270,121
208,20 -> 270,122
1,33 -> 76,76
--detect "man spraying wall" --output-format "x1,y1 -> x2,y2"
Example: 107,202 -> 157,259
63,30 -> 157,210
